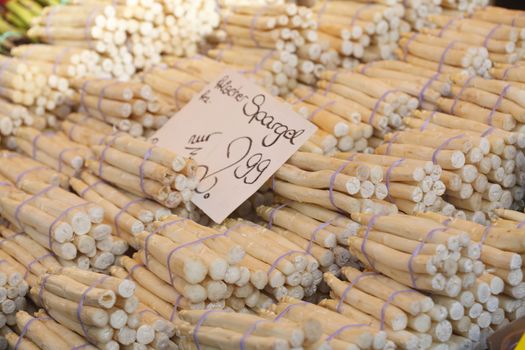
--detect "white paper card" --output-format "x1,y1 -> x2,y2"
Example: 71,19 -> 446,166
151,70 -> 317,223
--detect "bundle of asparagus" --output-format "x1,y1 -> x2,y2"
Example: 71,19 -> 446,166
86,133 -> 197,209
311,0 -> 405,67
30,267 -> 149,349
71,77 -> 172,137
61,112 -> 115,147
401,110 -> 522,215
11,127 -> 93,178
173,306 -> 323,350
441,0 -> 490,16
317,69 -> 419,137
403,0 -> 442,32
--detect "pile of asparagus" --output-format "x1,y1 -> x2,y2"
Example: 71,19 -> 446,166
311,0 -> 406,67
0,99 -> 48,149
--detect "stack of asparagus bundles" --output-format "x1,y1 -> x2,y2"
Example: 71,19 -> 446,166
401,110 -> 523,215
85,133 -> 197,210
0,310 -> 97,350
211,3 -> 322,95
30,267 -> 151,349
317,69 -> 419,138
311,0 -> 405,67
271,151 -> 446,214
70,77 -> 173,138
10,127 -> 93,178
171,306 -> 323,350
0,167 -> 129,271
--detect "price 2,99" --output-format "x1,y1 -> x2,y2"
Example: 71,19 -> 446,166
195,136 -> 271,198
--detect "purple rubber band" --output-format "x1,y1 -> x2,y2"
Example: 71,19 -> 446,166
31,132 -> 54,159
48,202 -> 89,248
307,100 -> 336,121
240,319 -> 268,350
478,224 -> 491,253
336,271 -> 379,312
370,89 -> 397,127
14,184 -> 56,229
380,289 -> 417,330
139,147 -> 155,195
248,49 -> 275,75
115,198 -> 146,237
419,73 -> 441,105
268,249 -> 308,275
326,323 -> 368,341
385,132 -> 400,155
52,47 -> 71,75
249,6 -> 268,48
0,181 -> 12,187
79,180 -> 104,197
77,275 -> 109,341
360,214 -> 385,269
267,203 -> 289,229
291,87 -> 317,105
25,252 -> 54,279
385,158 -> 405,203
97,81 -> 118,121
57,147 -> 83,172
502,65 -> 517,80
481,126 -> 495,138
143,218 -> 187,266
487,84 -> 511,126
511,13 -> 525,27
350,3 -> 372,27
169,295 -> 183,322
85,8 -> 100,50
38,274 -> 51,307
174,80 -> 203,110
438,17 -> 459,37
407,227 -> 447,288
214,42 -> 233,62
67,114 -> 91,141
193,310 -> 228,350
451,76 -> 475,115
80,80 -> 91,112
45,7 -> 58,41
420,111 -> 437,132
483,24 -> 502,48
317,0 -> 330,23
306,215 -> 342,254
329,154 -> 357,212
360,62 -> 374,75
437,41 -> 457,74
71,344 -> 91,350
14,316 -> 51,350
15,166 -> 47,186
517,220 -> 525,229
274,301 -> 308,321
432,134 -> 465,164
323,71 -> 341,96
402,33 -> 418,61
98,133 -> 122,176
125,262 -> 145,280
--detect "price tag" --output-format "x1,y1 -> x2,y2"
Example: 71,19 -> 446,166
151,70 -> 317,223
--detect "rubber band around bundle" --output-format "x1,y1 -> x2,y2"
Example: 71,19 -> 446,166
268,249 -> 308,275
511,13 -> 525,27
250,6 -> 268,48
438,17 -> 460,37
379,289 -> 417,330
97,81 -> 120,121
71,343 -> 92,350
97,133 -> 123,177
323,71 -> 341,96
360,62 -> 374,75
274,301 -> 308,321
174,80 -> 204,110
419,110 -> 438,132
38,274 -> 51,308
14,184 -> 56,229
385,131 -> 400,155
317,0 -> 330,23
326,323 -> 369,341
335,271 -> 379,312
307,100 -> 335,122
14,316 -> 51,350
451,76 -> 475,115
45,6 -> 59,41
402,33 -> 418,61
350,3 -> 372,28
385,158 -> 405,203
193,309 -> 230,350
124,262 -> 146,281
481,126 -> 495,138
361,213 -> 386,269
407,227 -> 447,288
80,80 -> 92,113
486,84 -> 511,126
52,47 -> 72,75
48,202 -> 90,249
305,215 -> 341,255
267,202 -> 290,229
418,73 -> 441,105
437,40 -> 457,74
25,252 -> 54,279
242,49 -> 275,75
0,181 -> 12,187
169,295 -> 183,322
77,275 -> 109,342
15,165 -> 48,186
67,113 -> 91,141
239,319 -> 270,350
115,197 -> 147,236
291,87 -> 317,105
478,223 -> 492,253
31,131 -> 55,160
328,154 -> 357,212
370,89 -> 397,127
139,146 -> 156,195
79,179 -> 104,197
502,64 -> 517,81
432,133 -> 465,165
143,218 -> 187,266
57,147 -> 83,172
85,8 -> 101,50
483,24 -> 502,48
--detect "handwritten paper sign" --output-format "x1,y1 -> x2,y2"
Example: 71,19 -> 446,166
151,70 -> 317,223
